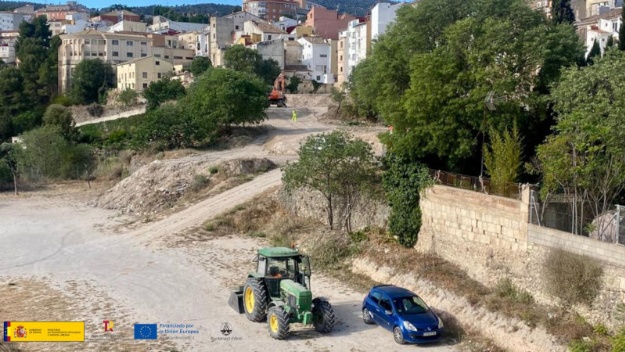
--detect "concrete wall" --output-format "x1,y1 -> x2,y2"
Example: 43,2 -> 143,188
418,184 -> 625,327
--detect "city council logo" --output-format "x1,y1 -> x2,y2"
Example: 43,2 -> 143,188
220,322 -> 232,336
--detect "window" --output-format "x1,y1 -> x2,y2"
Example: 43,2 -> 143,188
141,53 -> 147,57
174,56 -> 182,60
141,41 -> 147,45
268,35 -> 272,40
155,61 -> 160,65
316,75 -> 321,81
127,52 -> 133,57
113,51 -> 119,57
155,54 -> 161,57
157,73 -> 162,78
112,40 -> 119,45
379,297 -> 392,312
164,55 -> 170,59
320,54 -> 327,58
84,39 -> 90,44
339,55 -> 343,61
127,41 -> 133,46
235,25 -> 239,30
143,83 -> 147,88
142,72 -> 147,78
370,292 -> 382,304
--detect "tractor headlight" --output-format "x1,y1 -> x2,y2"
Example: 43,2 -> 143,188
438,317 -> 444,329
403,321 -> 418,332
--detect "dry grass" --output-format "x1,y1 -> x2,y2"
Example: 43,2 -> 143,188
544,248 -> 603,308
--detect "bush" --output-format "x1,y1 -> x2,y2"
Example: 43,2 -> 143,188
189,174 -> 209,193
613,328 -> 625,352
495,278 -> 534,304
86,103 -> 104,117
543,249 -> 603,307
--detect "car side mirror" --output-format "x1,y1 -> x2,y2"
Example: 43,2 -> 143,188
385,310 -> 393,316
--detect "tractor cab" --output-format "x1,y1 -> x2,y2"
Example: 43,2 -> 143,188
255,247 -> 311,296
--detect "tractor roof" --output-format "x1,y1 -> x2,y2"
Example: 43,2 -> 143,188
258,247 -> 300,258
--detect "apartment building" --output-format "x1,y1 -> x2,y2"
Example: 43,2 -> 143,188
304,7 -> 355,40
149,16 -> 207,34
209,11 -> 262,66
0,12 -> 24,31
298,36 -> 333,84
116,56 -> 174,91
243,0 -> 299,22
36,1 -> 89,21
0,30 -> 18,64
99,10 -> 141,25
371,2 -> 402,40
58,29 -> 154,93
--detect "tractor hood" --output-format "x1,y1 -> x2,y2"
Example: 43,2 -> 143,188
280,279 -> 309,294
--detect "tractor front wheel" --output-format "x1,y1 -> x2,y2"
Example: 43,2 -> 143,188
267,306 -> 290,339
243,278 -> 268,322
312,298 -> 336,333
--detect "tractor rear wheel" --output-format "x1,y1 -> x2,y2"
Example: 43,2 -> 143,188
267,306 -> 290,339
243,278 -> 268,322
312,298 -> 336,333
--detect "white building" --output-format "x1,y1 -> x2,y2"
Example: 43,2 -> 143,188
150,16 -> 207,34
272,16 -> 298,32
0,30 -> 18,64
297,36 -> 334,84
577,8 -> 622,57
344,18 -> 370,78
62,19 -> 89,34
0,12 -> 24,31
371,2 -> 402,40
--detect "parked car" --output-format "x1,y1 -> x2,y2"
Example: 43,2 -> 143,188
362,284 -> 444,344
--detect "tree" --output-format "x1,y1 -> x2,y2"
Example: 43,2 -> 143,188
282,131 -> 378,230
483,125 -> 523,196
15,125 -> 69,180
586,39 -> 601,65
346,58 -> 378,120
534,50 -> 625,236
15,15 -> 51,52
134,104 -> 200,150
142,76 -> 186,110
70,59 -> 115,105
189,56 -> 212,77
0,67 -> 29,140
0,142 -> 19,194
551,0 -> 575,25
117,88 -> 139,107
382,153 -> 432,247
43,104 -> 75,140
185,67 -> 268,129
606,35 -> 614,48
367,0 -> 581,174
223,45 -> 281,85
286,75 -> 301,93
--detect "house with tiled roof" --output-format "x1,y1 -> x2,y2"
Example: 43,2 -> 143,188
576,7 -> 622,57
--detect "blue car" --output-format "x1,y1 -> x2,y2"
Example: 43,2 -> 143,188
362,284 -> 444,344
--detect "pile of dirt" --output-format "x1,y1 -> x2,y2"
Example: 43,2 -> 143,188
285,94 -> 333,108
90,158 -> 276,215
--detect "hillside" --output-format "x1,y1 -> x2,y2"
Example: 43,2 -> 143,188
313,0 -> 382,16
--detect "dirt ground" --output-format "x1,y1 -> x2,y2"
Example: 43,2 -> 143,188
0,97 -> 453,351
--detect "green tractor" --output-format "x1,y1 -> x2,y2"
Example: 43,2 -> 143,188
228,247 -> 336,339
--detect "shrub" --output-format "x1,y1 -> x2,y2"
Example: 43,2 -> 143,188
543,249 -> 603,307
209,166 -> 219,174
189,174 -> 209,193
86,103 -> 104,117
495,278 -> 534,304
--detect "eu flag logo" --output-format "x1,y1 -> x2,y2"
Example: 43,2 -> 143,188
134,324 -> 157,340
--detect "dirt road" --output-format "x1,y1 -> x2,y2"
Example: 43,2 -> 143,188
0,102 -> 454,351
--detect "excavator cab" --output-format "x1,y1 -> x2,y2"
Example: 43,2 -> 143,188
268,73 -> 287,107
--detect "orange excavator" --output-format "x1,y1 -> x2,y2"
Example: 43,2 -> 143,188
268,73 -> 287,107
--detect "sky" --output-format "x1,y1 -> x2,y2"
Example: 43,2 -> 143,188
28,0 -> 242,10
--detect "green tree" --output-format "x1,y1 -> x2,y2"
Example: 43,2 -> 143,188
0,142 -> 19,194
16,125 -> 69,180
15,15 -> 51,52
586,39 -> 601,65
142,76 -> 186,110
117,88 -> 139,107
70,59 -> 115,105
134,104 -> 200,150
346,58 -> 378,119
185,67 -> 268,129
483,125 -> 523,196
368,0 -> 581,174
0,67 -> 29,140
223,45 -> 281,85
189,56 -> 212,77
43,104 -> 75,140
282,131 -> 378,230
382,153 -> 432,247
286,75 -> 301,93
534,50 -> 625,236
551,0 -> 575,25
606,35 -> 614,48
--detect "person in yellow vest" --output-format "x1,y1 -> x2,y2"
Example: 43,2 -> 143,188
291,110 -> 297,122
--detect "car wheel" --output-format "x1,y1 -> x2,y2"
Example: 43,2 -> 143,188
362,308 -> 374,324
393,326 -> 405,344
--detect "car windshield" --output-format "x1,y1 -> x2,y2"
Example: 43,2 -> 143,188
393,296 -> 429,315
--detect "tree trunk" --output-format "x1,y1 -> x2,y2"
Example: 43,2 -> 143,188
12,171 -> 18,196
327,194 -> 334,230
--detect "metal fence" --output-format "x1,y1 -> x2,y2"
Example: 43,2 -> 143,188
429,169 -> 522,200
530,189 -> 625,246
